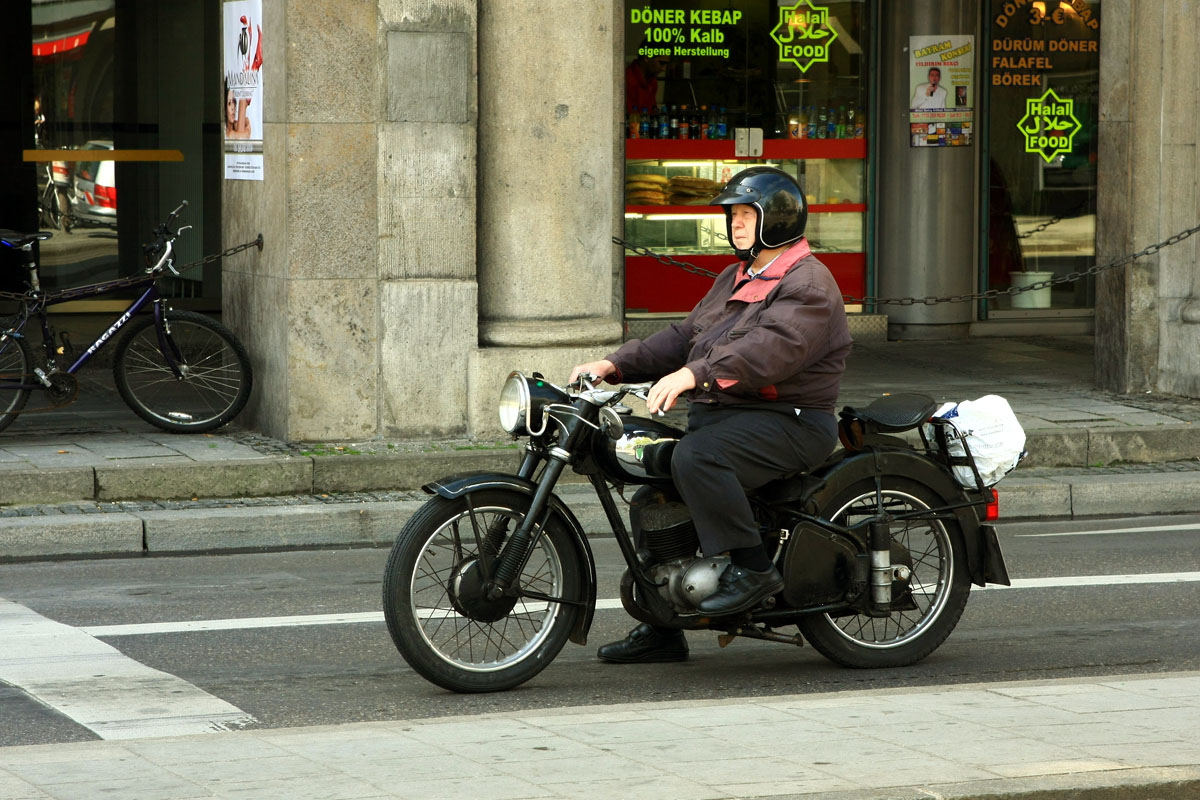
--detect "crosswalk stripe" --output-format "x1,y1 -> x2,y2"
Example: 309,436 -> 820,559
0,599 -> 255,740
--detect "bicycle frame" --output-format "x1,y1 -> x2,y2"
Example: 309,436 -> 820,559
0,272 -> 182,393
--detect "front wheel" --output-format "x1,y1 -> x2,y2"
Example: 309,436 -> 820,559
113,310 -> 253,433
382,490 -> 585,693
0,334 -> 33,433
797,476 -> 972,668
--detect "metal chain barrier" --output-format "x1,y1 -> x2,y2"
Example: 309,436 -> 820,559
613,221 -> 1200,307
0,236 -> 264,304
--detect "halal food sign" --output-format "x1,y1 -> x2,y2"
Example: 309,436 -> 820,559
771,0 -> 837,73
1018,88 -> 1081,163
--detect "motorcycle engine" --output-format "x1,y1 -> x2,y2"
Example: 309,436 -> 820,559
630,486 -> 728,614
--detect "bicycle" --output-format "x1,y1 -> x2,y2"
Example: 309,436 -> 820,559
36,162 -> 71,232
0,201 -> 256,434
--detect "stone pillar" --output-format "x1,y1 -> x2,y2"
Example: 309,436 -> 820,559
376,0 -> 479,438
1096,1 -> 1200,397
223,0 -> 380,441
469,0 -> 624,434
224,0 -> 481,441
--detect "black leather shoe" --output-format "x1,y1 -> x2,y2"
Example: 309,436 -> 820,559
596,623 -> 688,663
696,563 -> 785,616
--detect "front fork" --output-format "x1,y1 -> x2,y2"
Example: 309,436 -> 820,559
485,416 -> 587,600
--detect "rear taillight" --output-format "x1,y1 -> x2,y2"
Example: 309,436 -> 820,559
984,487 -> 999,521
95,184 -> 117,208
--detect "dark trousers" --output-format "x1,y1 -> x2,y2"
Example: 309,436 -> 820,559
671,403 -> 837,556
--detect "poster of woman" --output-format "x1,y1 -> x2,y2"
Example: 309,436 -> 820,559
223,0 -> 264,179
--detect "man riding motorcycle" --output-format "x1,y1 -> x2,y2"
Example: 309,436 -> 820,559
570,166 -> 853,663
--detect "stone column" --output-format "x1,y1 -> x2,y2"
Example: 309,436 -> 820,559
1096,1 -> 1200,397
223,0 -> 380,442
469,0 -> 624,434
224,0 -> 483,441
376,0 -> 480,438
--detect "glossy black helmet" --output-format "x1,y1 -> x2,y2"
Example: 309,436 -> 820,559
709,166 -> 807,259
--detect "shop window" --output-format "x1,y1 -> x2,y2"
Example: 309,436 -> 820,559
984,0 -> 1100,314
622,0 -> 870,317
28,0 -> 221,306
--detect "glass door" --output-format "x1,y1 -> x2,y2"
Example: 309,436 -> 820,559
982,0 -> 1100,316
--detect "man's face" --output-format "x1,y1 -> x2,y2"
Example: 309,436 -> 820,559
646,57 -> 668,76
928,69 -> 941,86
730,204 -> 757,250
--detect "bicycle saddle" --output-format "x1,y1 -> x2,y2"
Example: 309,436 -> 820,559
839,393 -> 937,432
0,230 -> 53,248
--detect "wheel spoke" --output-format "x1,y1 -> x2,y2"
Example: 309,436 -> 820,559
404,503 -> 568,672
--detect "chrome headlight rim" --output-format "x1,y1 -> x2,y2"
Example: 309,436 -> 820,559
498,371 -> 530,435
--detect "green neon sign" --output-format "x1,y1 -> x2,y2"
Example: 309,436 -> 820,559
1017,87 -> 1081,163
770,0 -> 837,73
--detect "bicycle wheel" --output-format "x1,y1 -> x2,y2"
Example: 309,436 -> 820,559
0,333 -> 33,433
113,310 -> 252,433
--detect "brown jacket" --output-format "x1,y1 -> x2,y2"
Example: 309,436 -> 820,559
606,239 -> 852,413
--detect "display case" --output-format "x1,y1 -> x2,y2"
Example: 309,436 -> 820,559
621,0 -> 872,316
623,139 -> 867,313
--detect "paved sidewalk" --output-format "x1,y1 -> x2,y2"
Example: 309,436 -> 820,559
1,672 -> 1197,799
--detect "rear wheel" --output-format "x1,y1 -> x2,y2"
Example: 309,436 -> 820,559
0,334 -> 33,433
382,490 -> 584,693
798,477 -> 971,668
113,310 -> 252,433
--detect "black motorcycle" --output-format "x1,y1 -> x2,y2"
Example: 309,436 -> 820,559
382,372 -> 1012,693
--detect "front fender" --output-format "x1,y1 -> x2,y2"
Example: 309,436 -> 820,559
423,471 -> 598,645
811,447 -> 1004,587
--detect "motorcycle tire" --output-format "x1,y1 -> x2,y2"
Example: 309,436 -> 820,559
797,476 -> 971,669
382,489 -> 584,693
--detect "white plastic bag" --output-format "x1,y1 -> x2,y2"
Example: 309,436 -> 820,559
924,395 -> 1026,488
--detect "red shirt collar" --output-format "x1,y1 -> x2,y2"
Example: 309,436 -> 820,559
729,238 -> 812,303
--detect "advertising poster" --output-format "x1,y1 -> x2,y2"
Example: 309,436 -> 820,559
908,34 -> 974,148
223,0 -> 263,180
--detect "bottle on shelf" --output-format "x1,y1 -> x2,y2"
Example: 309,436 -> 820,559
787,107 -> 801,139
826,107 -> 837,139
699,105 -> 710,139
853,105 -> 866,138
627,108 -> 639,139
836,105 -> 848,139
717,107 -> 727,139
669,105 -> 679,139
679,104 -> 690,140
639,107 -> 650,139
658,105 -> 669,139
816,107 -> 828,139
805,106 -> 817,140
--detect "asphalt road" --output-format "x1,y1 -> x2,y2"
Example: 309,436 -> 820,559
2,513 -> 1199,747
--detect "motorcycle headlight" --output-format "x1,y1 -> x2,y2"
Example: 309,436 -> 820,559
497,371 -> 570,437
498,372 -> 529,435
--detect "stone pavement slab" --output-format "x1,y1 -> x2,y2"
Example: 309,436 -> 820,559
0,672 -> 1197,799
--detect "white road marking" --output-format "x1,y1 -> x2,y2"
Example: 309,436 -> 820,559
0,599 -> 255,740
1015,523 -> 1200,538
79,572 -> 1200,638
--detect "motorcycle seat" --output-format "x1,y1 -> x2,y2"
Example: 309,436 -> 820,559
0,230 -> 52,249
839,392 -> 937,433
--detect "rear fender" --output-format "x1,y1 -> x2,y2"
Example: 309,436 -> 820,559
809,448 -> 1005,587
424,472 -> 598,644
